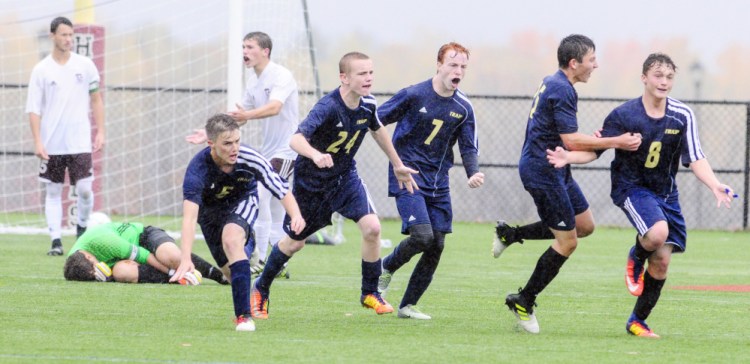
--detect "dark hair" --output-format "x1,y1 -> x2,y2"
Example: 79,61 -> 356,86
244,31 -> 273,58
557,34 -> 595,68
642,53 -> 677,75
437,42 -> 470,63
205,113 -> 239,142
339,52 -> 370,74
63,251 -> 96,281
50,16 -> 73,34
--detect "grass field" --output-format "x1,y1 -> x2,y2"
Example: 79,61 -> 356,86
1,220 -> 748,363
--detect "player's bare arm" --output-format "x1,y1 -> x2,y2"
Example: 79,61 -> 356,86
689,158 -> 736,208
546,146 -> 597,168
28,112 -> 49,160
370,127 -> 418,193
90,90 -> 105,152
170,200 -> 199,282
227,100 -> 283,125
279,192 -> 306,234
561,131 -> 642,152
289,132 -> 333,168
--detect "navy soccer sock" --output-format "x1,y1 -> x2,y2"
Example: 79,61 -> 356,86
633,236 -> 653,262
383,224 -> 433,273
137,265 -> 170,283
520,247 -> 568,304
256,244 -> 290,295
400,231 -> 445,308
229,259 -> 251,317
361,259 -> 382,295
633,271 -> 665,321
517,221 -> 555,240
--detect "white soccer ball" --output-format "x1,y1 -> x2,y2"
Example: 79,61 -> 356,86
87,211 -> 112,228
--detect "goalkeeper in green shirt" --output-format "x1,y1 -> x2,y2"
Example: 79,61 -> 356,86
64,222 -> 227,284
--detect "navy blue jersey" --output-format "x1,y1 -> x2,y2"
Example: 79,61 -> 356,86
519,70 -> 579,188
601,97 -> 704,205
183,145 -> 289,223
294,87 -> 382,191
378,79 -> 479,196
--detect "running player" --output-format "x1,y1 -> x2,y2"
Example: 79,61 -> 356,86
376,42 -> 483,320
249,52 -> 418,320
172,114 -> 305,332
546,53 -> 736,338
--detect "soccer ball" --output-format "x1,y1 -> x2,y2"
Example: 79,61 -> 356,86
87,211 -> 111,228
178,270 -> 203,286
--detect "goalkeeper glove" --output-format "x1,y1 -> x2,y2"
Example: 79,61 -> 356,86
94,262 -> 113,282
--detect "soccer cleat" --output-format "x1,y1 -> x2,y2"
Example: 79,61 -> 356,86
178,271 -> 202,286
276,262 -> 290,279
625,246 -> 645,296
397,305 -> 431,320
377,269 -> 393,297
492,220 -> 523,258
626,313 -> 660,338
234,314 -> 256,332
76,224 -> 86,238
47,239 -> 63,256
250,278 -> 269,319
505,291 -> 539,334
360,292 -> 394,315
250,259 -> 265,277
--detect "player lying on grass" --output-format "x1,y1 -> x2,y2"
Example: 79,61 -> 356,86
546,52 -> 737,338
63,221 -> 227,285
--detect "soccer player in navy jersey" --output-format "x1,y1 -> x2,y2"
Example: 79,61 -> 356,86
249,52 -> 418,320
501,35 -> 643,334
547,53 -> 736,338
171,114 -> 305,332
375,42 -> 484,320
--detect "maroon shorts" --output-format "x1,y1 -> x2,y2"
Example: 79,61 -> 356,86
38,153 -> 93,185
270,158 -> 294,180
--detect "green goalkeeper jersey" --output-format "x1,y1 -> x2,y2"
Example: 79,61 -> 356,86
68,222 -> 150,268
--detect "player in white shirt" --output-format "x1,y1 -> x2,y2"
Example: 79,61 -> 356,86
187,32 -> 299,275
26,16 -> 105,256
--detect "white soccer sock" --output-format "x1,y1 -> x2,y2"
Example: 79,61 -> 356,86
45,183 -> 64,240
268,196 -> 287,250
75,178 -> 94,227
254,186 -> 273,259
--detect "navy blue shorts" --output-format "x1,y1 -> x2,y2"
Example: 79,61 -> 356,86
393,190 -> 452,234
620,188 -> 687,253
199,212 -> 253,268
284,171 -> 376,241
525,179 -> 589,231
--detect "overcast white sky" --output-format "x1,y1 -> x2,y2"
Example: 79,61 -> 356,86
307,0 -> 749,72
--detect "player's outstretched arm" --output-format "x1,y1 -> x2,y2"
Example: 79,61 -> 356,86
290,133 -> 333,168
185,129 -> 208,144
170,200 -> 198,282
561,132 -> 642,152
280,192 -> 306,235
546,146 -> 598,169
690,158 -> 736,208
227,101 -> 283,124
370,127 -> 419,193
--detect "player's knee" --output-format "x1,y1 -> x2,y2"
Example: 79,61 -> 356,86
75,180 -> 93,200
643,223 -> 668,250
112,261 -> 139,283
45,183 -> 64,200
360,222 -> 381,243
577,224 -> 594,238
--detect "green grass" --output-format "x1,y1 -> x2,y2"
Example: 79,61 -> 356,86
1,221 -> 748,363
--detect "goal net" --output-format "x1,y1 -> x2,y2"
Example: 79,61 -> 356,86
0,0 -> 320,236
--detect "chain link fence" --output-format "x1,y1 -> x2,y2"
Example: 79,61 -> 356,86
2,86 -> 748,230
